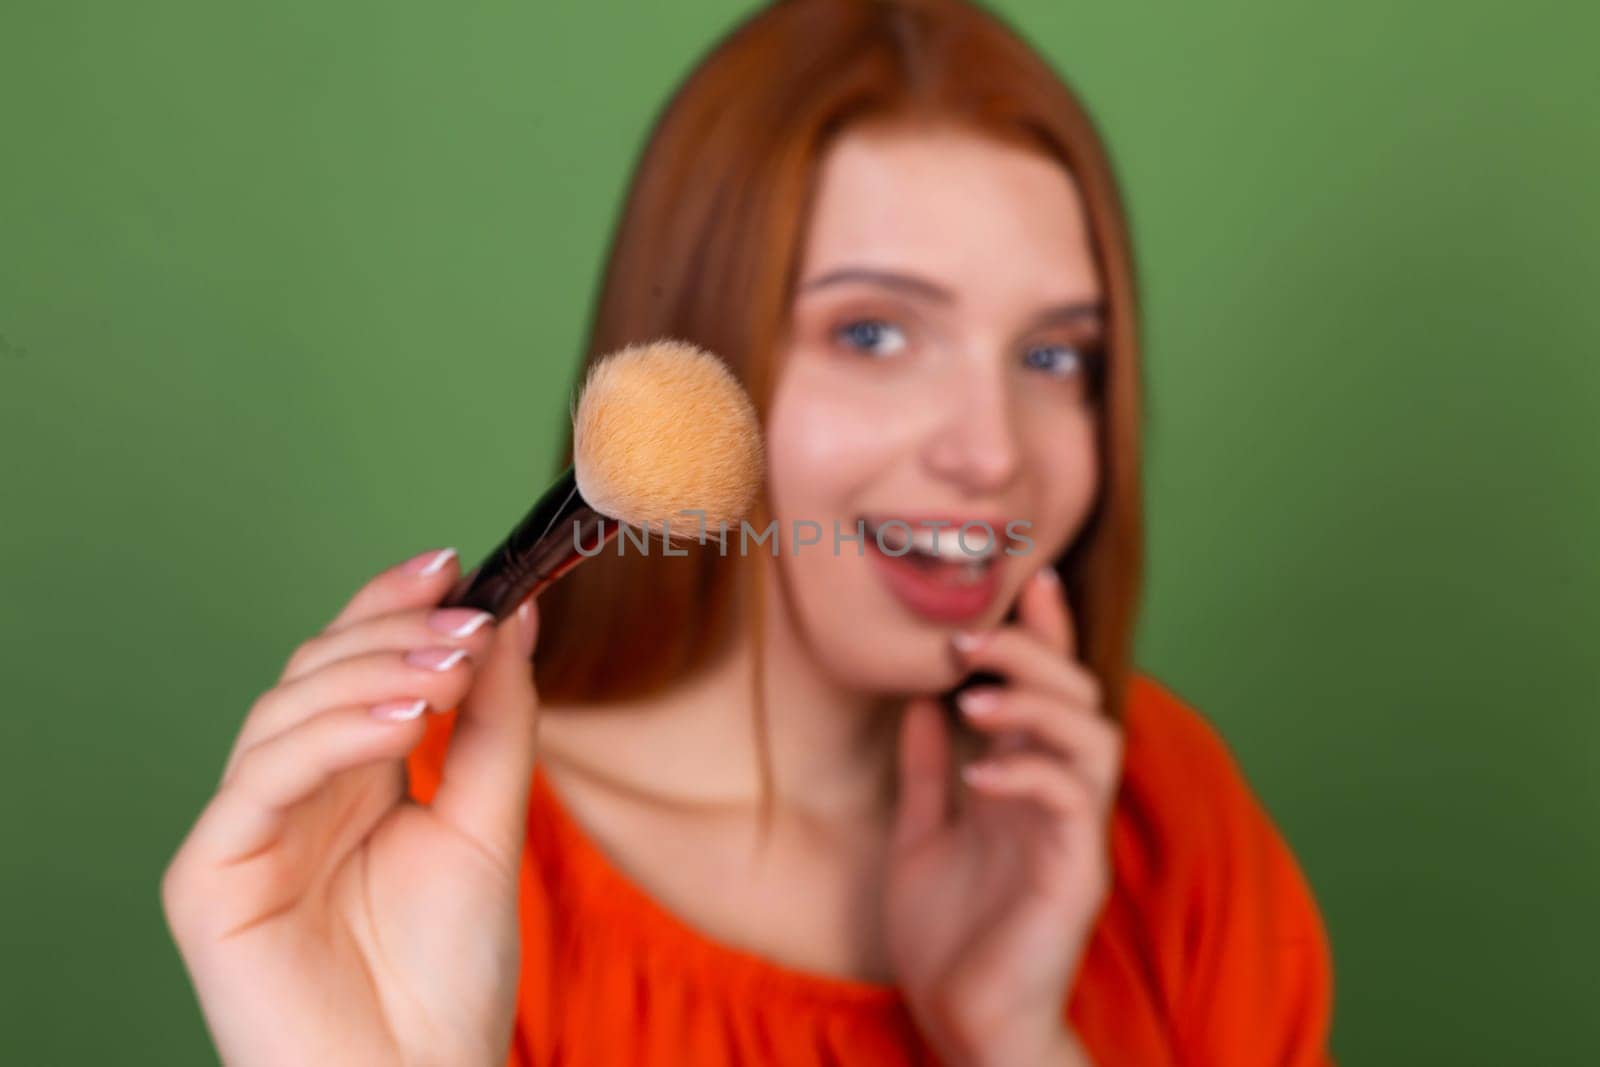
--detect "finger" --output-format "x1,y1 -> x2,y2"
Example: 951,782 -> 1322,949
320,546 -> 461,637
985,729 -> 1035,759
226,645 -> 480,780
961,753 -> 1099,824
891,697 -> 952,852
956,687 -> 1123,796
1016,565 -> 1074,659
952,628 -> 1101,708
191,703 -> 427,864
236,606 -> 497,773
281,605 -> 496,685
432,596 -> 543,863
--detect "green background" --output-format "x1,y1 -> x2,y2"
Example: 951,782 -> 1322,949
3,1 -> 1595,1062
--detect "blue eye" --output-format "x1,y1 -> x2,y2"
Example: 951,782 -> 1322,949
1023,343 -> 1083,378
835,319 -> 907,356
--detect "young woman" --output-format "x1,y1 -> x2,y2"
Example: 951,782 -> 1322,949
162,1 -> 1336,1064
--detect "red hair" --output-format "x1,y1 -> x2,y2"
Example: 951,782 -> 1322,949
534,0 -> 1143,745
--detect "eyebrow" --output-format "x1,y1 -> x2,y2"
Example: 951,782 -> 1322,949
796,266 -> 1105,330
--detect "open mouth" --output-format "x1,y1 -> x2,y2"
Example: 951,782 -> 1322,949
857,515 -> 1005,586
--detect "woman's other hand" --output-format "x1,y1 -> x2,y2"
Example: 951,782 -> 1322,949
886,566 -> 1122,1067
161,547 -> 542,1067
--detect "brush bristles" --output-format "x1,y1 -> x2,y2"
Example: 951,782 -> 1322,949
572,339 -> 764,536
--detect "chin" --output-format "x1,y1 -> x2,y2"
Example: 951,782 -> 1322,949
814,625 -> 967,696
779,560 -> 1010,696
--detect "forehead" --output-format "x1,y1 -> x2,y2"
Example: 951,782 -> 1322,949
798,121 -> 1101,300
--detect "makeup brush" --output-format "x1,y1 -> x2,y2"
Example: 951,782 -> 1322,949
438,338 -> 764,618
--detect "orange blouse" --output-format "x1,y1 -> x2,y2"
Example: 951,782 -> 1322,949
406,673 -> 1336,1066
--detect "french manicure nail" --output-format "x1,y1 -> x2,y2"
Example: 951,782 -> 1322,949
401,547 -> 457,576
405,646 -> 467,671
371,698 -> 427,721
427,608 -> 493,637
952,630 -> 985,653
962,761 -> 1003,785
958,689 -> 1000,717
517,598 -> 538,658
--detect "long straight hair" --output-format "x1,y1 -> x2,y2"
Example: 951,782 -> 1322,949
534,0 -> 1144,782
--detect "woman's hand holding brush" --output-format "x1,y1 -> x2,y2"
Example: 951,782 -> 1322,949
162,338 -> 764,1064
161,547 -> 543,1067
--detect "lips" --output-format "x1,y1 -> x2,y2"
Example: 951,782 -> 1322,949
856,513 -> 1021,623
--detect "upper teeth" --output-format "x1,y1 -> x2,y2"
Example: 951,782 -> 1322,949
868,520 -> 998,562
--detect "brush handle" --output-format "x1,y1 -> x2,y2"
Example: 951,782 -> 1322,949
438,465 -> 619,618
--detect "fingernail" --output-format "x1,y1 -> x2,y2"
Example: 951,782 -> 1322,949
405,646 -> 467,671
371,698 -> 428,721
401,547 -> 457,576
1035,566 -> 1060,585
951,630 -> 986,653
427,608 -> 493,637
958,689 -> 1000,717
516,598 -> 538,658
962,760 -> 1004,785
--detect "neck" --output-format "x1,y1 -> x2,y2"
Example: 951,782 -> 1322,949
739,553 -> 906,821
544,555 -> 906,823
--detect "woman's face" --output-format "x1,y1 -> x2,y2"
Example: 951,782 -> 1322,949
766,119 -> 1106,694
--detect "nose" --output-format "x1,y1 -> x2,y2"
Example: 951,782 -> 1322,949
921,359 -> 1022,494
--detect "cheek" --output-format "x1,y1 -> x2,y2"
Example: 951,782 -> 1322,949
1024,411 -> 1101,559
762,365 -> 937,687
765,364 -> 906,519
